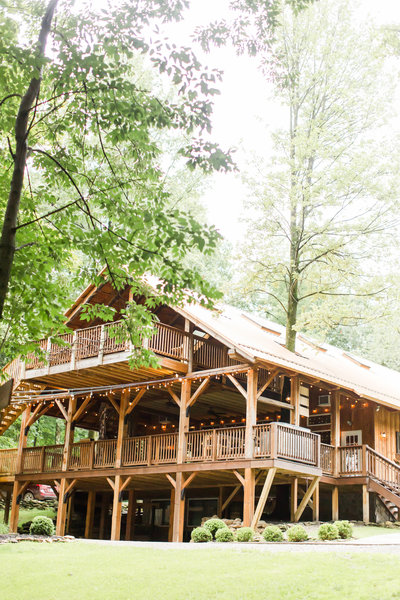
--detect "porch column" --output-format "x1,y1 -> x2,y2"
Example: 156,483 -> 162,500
331,391 -> 341,476
362,484 -> 369,524
3,490 -> 11,525
111,475 -> 123,540
290,478 -> 298,522
56,479 -> 76,536
116,389 -> 129,468
242,468 -> 255,526
125,489 -> 135,541
84,490 -> 96,539
332,486 -> 339,520
312,481 -> 320,521
172,472 -> 185,542
177,379 -> 191,464
9,405 -> 31,532
245,369 -> 258,459
290,376 -> 300,426
56,397 -> 76,536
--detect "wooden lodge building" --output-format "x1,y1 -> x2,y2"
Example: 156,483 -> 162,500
2,278 -> 400,541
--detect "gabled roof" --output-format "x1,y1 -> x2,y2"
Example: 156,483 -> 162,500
176,301 -> 400,411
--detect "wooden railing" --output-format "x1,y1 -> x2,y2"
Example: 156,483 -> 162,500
321,443 -> 334,475
0,448 -> 18,475
8,424 -> 322,475
367,447 -> 400,492
339,445 -> 363,475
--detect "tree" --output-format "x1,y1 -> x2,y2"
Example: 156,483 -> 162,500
0,0 -> 234,365
235,0 -> 399,350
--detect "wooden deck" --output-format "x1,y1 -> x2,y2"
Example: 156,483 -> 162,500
1,422 -> 321,478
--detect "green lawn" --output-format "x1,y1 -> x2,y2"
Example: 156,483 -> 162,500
0,507 -> 56,526
2,543 -> 400,600
353,525 -> 400,538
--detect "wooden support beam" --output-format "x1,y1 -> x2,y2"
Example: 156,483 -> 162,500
290,375 -> 300,427
332,486 -> 339,521
165,473 -> 176,488
221,485 -> 241,514
9,481 -> 30,533
182,472 -> 197,490
187,377 -> 210,408
243,468 -> 255,527
245,369 -> 258,459
251,468 -> 277,529
177,379 -> 191,464
290,477 -> 298,522
84,490 -> 96,539
233,470 -> 245,487
106,393 -> 120,415
55,400 -> 68,421
120,475 -> 132,493
56,478 -> 76,536
331,391 -> 341,477
227,374 -> 247,399
167,388 -> 180,408
125,489 -> 135,541
27,402 -> 46,428
16,406 -> 31,474
362,484 -> 369,524
106,477 -> 115,491
172,472 -> 185,542
257,369 -> 279,399
115,390 -> 129,469
125,388 -> 146,416
111,475 -> 123,541
168,487 -> 175,543
312,480 -> 320,521
62,397 -> 76,471
294,476 -> 320,522
72,395 -> 92,422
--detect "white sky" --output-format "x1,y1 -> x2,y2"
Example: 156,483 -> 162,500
163,0 -> 400,241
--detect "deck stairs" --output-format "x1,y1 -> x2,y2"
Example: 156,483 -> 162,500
367,460 -> 400,522
0,403 -> 25,436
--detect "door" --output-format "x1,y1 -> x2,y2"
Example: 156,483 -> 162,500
341,430 -> 362,473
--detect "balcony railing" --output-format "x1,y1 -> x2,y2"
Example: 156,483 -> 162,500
0,448 -> 18,476
5,321 -> 241,385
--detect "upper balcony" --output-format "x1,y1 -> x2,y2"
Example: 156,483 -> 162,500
5,320 -> 241,388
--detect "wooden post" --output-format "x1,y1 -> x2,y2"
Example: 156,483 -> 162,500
184,319 -> 193,373
9,481 -> 29,533
99,493 -> 109,539
331,391 -> 341,476
245,369 -> 258,459
290,376 -> 300,426
3,490 -> 11,525
125,489 -> 135,541
251,468 -> 276,529
168,487 -> 175,542
56,479 -> 76,536
242,468 -> 255,527
172,472 -> 185,542
62,397 -> 76,471
16,405 -> 31,474
270,422 -> 278,459
177,380 -> 191,464
332,486 -> 339,521
115,390 -> 129,469
290,477 -> 298,522
110,475 -> 123,541
362,484 -> 369,524
312,481 -> 320,521
294,476 -> 320,522
84,490 -> 96,539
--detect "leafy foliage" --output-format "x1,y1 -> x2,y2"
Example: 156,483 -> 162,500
0,0 -> 234,365
263,525 -> 284,542
191,526 -> 212,543
215,527 -> 234,542
287,525 -> 308,542
29,515 -> 55,536
334,520 -> 353,539
202,518 -> 227,538
318,523 -> 339,541
235,526 -> 254,542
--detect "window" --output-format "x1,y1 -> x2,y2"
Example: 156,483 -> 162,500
318,394 -> 330,407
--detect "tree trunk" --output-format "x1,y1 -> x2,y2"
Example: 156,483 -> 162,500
285,276 -> 298,352
0,0 -> 58,319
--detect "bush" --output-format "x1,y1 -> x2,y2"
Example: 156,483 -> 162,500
191,527 -> 212,543
318,523 -> 339,541
236,527 -> 254,542
203,518 -> 227,539
335,520 -> 353,539
29,516 -> 55,536
215,528 -> 234,543
263,525 -> 284,542
0,523 -> 9,534
287,525 -> 308,542
18,521 -> 33,534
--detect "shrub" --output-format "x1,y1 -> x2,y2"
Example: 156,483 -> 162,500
263,525 -> 284,542
287,525 -> 308,542
203,518 -> 227,539
29,516 -> 55,536
18,521 -> 32,534
335,520 -> 353,539
318,523 -> 339,541
191,527 -> 212,543
0,523 -> 9,534
215,528 -> 234,543
236,527 -> 254,542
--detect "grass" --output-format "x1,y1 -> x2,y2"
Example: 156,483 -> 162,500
353,525 -> 400,539
2,543 -> 400,600
0,507 -> 56,527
